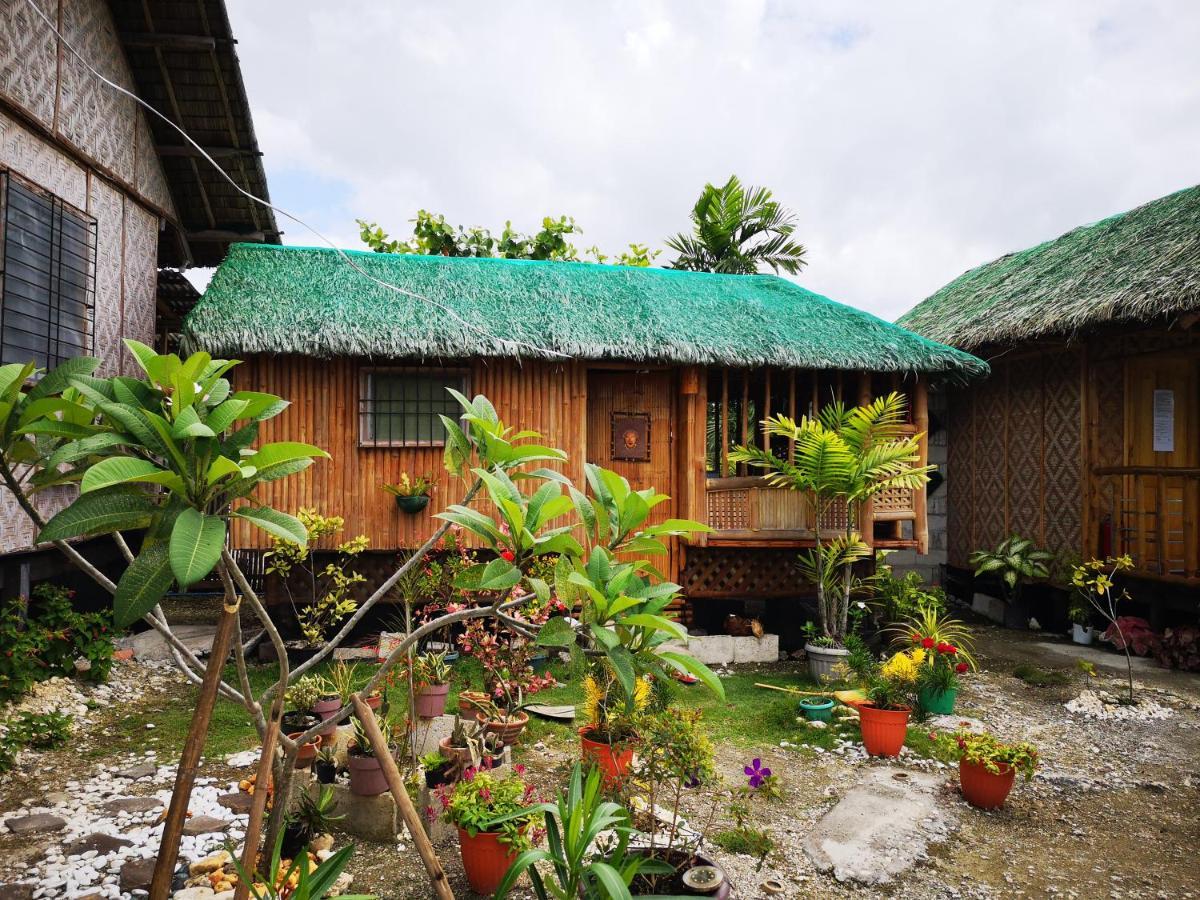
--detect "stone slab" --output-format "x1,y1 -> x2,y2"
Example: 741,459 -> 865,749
181,815 -> 231,836
65,832 -> 134,856
971,592 -> 1006,624
732,633 -> 779,664
803,768 -> 952,885
1032,641 -> 1159,673
120,857 -> 156,893
411,714 -> 457,757
102,796 -> 163,815
662,634 -> 780,666
3,814 -> 66,835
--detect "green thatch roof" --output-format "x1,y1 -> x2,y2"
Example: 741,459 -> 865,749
899,184 -> 1200,349
185,243 -> 986,376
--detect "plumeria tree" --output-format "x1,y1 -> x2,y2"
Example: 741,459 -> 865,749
1,354 -> 723,898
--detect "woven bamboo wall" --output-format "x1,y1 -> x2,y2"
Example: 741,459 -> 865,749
945,347 -> 1084,567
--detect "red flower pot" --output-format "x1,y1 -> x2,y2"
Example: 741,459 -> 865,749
858,703 -> 910,757
579,727 -> 634,787
959,759 -> 1016,809
458,827 -> 519,895
414,682 -> 450,718
288,732 -> 319,769
312,696 -> 341,739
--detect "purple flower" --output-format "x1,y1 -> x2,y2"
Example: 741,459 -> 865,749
744,758 -> 772,789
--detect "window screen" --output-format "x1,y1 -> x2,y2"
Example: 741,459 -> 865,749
0,172 -> 97,369
360,369 -> 467,446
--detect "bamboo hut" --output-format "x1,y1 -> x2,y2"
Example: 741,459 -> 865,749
186,243 -> 984,621
899,184 -> 1200,616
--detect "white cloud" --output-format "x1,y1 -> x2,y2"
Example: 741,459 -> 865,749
225,0 -> 1200,320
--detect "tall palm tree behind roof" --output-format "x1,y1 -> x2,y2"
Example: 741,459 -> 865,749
667,175 -> 808,276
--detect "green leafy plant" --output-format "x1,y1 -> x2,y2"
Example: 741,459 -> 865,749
969,535 -> 1055,608
0,710 -> 72,773
494,763 -> 669,899
381,472 -> 433,498
2,344 -> 324,627
932,729 -> 1039,780
413,650 -> 451,687
869,552 -> 947,624
666,175 -> 808,275
438,765 -> 537,851
731,393 -> 931,644
890,606 -> 978,671
265,508 -> 368,648
229,827 -> 373,900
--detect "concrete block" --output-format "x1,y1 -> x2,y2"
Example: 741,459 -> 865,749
411,714 -> 457,757
971,592 -> 1005,623
731,633 -> 779,664
663,635 -> 732,665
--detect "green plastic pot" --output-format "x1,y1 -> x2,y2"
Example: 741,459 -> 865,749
395,494 -> 430,514
799,697 -> 835,722
919,686 -> 957,715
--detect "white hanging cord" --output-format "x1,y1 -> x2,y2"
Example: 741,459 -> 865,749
23,0 -> 564,359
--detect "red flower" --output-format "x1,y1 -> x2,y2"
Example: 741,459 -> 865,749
499,549 -> 515,562
921,637 -> 935,649
955,662 -> 968,674
910,633 -> 921,644
946,645 -> 958,655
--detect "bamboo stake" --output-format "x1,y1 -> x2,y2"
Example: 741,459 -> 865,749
232,713 -> 281,900
752,682 -> 839,697
350,694 -> 454,900
150,600 -> 240,900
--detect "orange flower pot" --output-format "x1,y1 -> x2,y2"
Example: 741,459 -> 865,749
959,759 -> 1016,809
579,727 -> 634,786
458,827 -> 519,895
287,732 -> 319,769
858,704 -> 910,757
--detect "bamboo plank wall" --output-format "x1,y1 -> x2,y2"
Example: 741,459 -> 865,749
229,355 -> 588,551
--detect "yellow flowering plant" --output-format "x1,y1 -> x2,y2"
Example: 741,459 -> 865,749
855,648 -> 922,711
1072,556 -> 1137,703
581,665 -> 651,743
382,471 -> 434,498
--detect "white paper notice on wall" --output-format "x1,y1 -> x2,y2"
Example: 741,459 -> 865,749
1152,389 -> 1175,453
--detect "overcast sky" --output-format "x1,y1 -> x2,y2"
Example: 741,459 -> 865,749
213,0 -> 1200,321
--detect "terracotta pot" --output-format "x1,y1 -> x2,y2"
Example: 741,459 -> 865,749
959,759 -> 1016,809
579,727 -> 635,787
439,736 -> 474,772
414,682 -> 451,718
288,732 -> 319,769
458,690 -> 489,718
858,703 -> 910,757
458,827 -> 519,895
347,752 -> 389,796
364,693 -> 384,712
484,711 -> 529,747
312,696 -> 341,738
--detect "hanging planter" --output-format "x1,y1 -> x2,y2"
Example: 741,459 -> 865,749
395,494 -> 430,514
383,474 -> 435,514
858,703 -> 910,757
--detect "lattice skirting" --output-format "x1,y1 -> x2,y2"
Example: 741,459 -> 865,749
681,547 -> 807,599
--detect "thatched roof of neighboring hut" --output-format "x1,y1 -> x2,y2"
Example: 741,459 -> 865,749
898,185 -> 1200,349
185,243 -> 986,376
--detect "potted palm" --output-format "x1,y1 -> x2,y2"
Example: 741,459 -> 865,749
933,729 -> 1039,809
438,765 -> 538,895
969,535 -> 1055,629
412,650 -> 452,718
382,472 -> 434,513
730,394 -> 931,678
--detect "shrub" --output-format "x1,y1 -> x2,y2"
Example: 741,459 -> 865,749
1102,616 -> 1158,657
0,711 -> 73,772
1154,625 -> 1200,672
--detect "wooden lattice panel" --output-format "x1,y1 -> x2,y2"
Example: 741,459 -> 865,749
946,387 -> 973,568
873,485 -> 915,520
708,489 -> 750,530
1041,350 -> 1082,558
973,373 -> 1008,551
682,548 -> 805,599
818,497 -> 851,532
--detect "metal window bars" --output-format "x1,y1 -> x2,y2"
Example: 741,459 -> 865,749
358,367 -> 468,447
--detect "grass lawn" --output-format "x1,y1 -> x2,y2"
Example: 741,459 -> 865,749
108,656 -> 941,762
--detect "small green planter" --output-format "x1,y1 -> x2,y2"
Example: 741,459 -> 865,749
395,494 -> 431,514
918,686 -> 957,715
799,697 -> 835,722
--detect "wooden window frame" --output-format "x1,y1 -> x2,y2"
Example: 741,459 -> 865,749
0,170 -> 97,370
357,365 -> 469,448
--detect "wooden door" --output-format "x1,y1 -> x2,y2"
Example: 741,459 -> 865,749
586,369 -> 677,576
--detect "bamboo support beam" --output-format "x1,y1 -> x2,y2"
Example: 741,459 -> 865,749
753,682 -> 837,698
150,601 -> 239,900
720,369 -> 729,478
350,694 -> 454,900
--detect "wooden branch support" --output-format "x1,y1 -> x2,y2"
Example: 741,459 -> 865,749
350,694 -> 454,900
150,601 -> 240,900
232,712 -> 281,900
753,682 -> 836,697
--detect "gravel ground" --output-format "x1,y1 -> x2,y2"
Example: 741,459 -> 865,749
1,626 -> 1198,899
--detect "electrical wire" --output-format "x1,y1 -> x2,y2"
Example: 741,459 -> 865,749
22,0 -> 564,359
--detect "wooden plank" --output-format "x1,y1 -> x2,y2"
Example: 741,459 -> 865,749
720,369 -> 729,479
787,371 -> 796,463
739,372 -> 749,476
762,369 -> 771,452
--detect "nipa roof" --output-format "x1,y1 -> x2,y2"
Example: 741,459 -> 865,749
185,243 -> 987,376
898,184 -> 1200,349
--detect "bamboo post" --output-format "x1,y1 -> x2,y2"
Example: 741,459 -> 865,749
232,712 -> 282,900
753,682 -> 837,697
350,694 -> 454,900
150,601 -> 240,900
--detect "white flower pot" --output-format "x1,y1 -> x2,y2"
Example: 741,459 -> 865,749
1071,624 -> 1095,646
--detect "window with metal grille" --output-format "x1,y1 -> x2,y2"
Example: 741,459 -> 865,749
0,172 -> 97,369
359,368 -> 467,446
